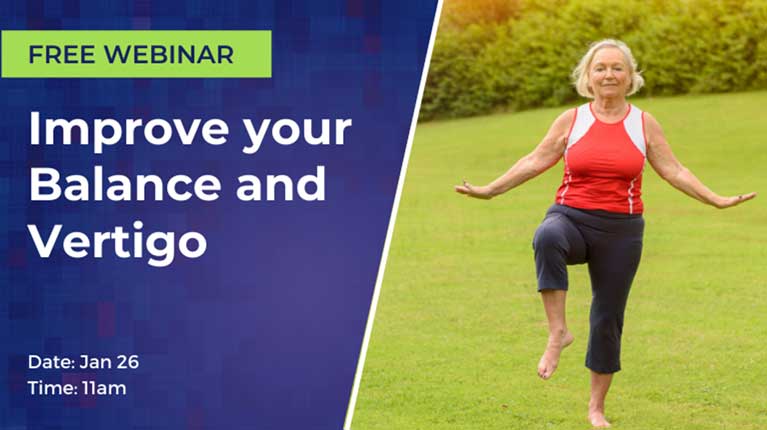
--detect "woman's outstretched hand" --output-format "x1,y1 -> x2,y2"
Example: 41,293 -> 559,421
454,179 -> 495,200
714,192 -> 757,209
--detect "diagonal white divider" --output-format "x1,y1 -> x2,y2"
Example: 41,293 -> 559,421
343,1 -> 445,429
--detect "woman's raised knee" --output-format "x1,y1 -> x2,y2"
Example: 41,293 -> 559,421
533,221 -> 566,254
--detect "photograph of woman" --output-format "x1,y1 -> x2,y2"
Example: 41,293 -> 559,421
454,39 -> 757,428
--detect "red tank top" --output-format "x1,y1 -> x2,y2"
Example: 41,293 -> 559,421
555,103 -> 647,214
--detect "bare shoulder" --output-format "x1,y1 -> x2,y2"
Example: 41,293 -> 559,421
641,111 -> 665,146
544,108 -> 576,141
552,108 -> 576,132
534,108 -> 576,156
642,111 -> 661,128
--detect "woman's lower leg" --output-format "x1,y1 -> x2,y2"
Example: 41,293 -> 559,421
588,370 -> 613,428
537,289 -> 574,379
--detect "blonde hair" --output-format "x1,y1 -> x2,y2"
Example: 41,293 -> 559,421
572,39 -> 644,98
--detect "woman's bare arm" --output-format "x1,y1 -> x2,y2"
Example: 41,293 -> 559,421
645,112 -> 756,208
455,109 -> 574,199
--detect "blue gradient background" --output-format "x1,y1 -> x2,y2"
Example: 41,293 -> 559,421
0,1 -> 437,429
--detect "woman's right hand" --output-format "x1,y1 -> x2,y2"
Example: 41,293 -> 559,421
454,180 -> 495,200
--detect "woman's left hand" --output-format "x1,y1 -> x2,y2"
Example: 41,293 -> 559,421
714,192 -> 757,209
454,180 -> 494,200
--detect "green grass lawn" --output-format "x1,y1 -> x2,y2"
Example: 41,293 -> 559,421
352,91 -> 767,429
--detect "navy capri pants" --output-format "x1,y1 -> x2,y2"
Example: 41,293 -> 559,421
533,204 -> 644,374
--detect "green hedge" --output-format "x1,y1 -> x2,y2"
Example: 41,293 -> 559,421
420,0 -> 767,121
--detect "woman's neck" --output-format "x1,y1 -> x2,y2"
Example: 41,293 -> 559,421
591,97 -> 628,116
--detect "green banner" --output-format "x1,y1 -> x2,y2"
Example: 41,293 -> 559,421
1,30 -> 271,78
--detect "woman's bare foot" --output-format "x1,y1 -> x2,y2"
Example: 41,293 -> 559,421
588,406 -> 611,428
537,329 -> 574,379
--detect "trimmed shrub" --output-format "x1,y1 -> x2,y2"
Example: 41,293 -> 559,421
422,0 -> 767,120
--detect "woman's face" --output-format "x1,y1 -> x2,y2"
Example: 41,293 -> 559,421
588,47 -> 630,99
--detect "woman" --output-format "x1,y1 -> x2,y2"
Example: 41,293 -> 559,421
454,39 -> 756,428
